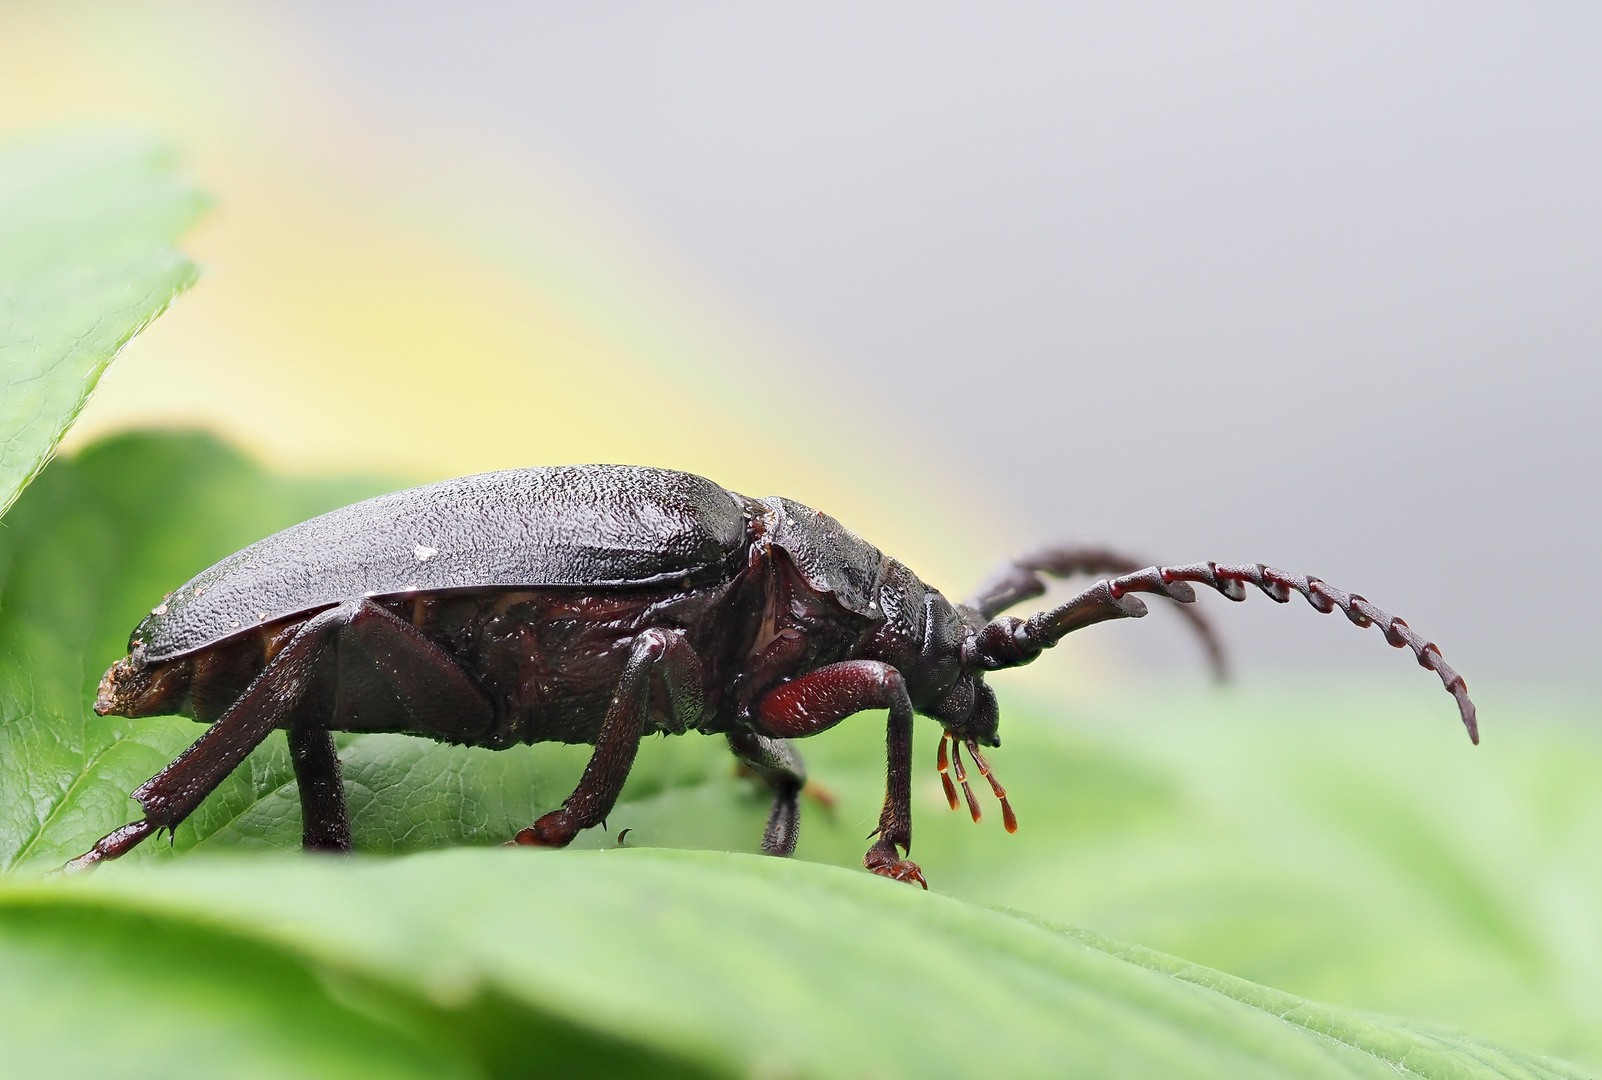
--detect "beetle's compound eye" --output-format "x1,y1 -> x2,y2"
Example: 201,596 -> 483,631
967,679 -> 1000,749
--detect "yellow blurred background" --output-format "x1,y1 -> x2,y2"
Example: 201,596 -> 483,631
0,2 -> 1009,610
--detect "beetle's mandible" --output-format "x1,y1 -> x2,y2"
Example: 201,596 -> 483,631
68,465 -> 1478,885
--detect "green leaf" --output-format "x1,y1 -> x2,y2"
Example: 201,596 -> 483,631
0,849 -> 1585,1080
0,899 -> 479,1080
0,128 -> 206,517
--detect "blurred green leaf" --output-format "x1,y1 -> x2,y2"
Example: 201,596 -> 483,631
2,849 -> 1587,1080
0,128 -> 205,517
0,899 -> 479,1080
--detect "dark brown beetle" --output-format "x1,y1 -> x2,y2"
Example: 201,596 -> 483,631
69,465 -> 1477,885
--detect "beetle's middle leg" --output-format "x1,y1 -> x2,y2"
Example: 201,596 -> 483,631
726,731 -> 807,857
514,628 -> 704,848
755,660 -> 925,888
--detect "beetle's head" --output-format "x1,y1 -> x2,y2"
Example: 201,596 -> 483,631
907,591 -> 1019,831
869,564 -> 1015,827
925,669 -> 1000,748
881,573 -> 1003,748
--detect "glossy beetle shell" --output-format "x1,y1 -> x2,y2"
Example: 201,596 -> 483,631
134,465 -> 753,663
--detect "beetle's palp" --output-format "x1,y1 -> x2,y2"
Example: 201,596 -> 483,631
936,732 -> 1018,831
966,738 -> 1018,834
936,733 -> 960,810
964,546 -> 1230,680
971,562 -> 1478,744
949,737 -> 983,822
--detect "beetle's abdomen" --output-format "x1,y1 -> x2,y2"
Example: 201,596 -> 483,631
424,585 -> 731,746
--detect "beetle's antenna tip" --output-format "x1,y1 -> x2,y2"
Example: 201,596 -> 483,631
1455,685 -> 1479,744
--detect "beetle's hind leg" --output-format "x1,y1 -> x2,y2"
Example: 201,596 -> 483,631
67,598 -> 494,870
65,602 -> 356,871
727,731 -> 808,857
514,629 -> 705,849
288,729 -> 351,853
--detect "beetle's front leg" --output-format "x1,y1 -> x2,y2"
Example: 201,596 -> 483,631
755,661 -> 925,888
514,629 -> 703,848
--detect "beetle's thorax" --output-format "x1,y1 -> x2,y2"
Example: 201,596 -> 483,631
745,496 -> 970,714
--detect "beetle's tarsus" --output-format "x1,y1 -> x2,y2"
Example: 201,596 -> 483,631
727,730 -> 810,856
512,823 -> 562,847
760,787 -> 801,857
289,728 -> 352,854
863,838 -> 926,889
60,819 -> 157,873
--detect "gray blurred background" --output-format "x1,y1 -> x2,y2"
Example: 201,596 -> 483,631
295,2 -> 1599,685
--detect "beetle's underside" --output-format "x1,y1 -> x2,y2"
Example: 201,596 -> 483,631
68,467 -> 1477,885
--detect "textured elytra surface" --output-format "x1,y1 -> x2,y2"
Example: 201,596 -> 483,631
136,465 -> 752,662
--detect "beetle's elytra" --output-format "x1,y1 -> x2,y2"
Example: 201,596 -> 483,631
71,464 -> 1477,884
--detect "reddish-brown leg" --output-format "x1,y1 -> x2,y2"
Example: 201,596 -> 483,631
514,628 -> 704,847
65,602 -> 353,871
66,598 -> 496,871
756,660 -> 925,888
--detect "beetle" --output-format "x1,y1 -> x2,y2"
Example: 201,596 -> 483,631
68,464 -> 1477,885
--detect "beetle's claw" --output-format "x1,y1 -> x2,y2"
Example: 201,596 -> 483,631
511,815 -> 571,847
863,839 -> 927,889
